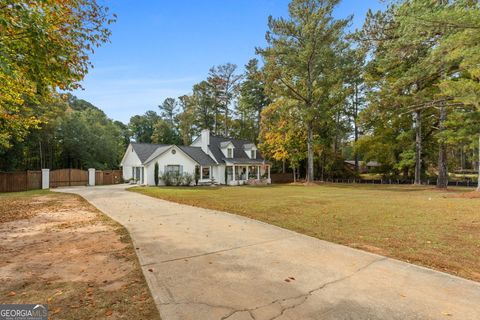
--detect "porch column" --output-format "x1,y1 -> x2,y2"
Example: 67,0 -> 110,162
257,166 -> 260,179
246,166 -> 249,181
268,165 -> 271,180
232,165 -> 236,182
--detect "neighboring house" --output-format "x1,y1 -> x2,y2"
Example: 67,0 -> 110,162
120,129 -> 271,186
344,160 -> 382,173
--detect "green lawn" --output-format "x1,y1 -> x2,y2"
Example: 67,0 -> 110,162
131,184 -> 480,282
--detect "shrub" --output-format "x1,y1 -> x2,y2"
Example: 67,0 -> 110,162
161,171 -> 197,186
171,171 -> 183,186
194,165 -> 200,186
183,173 -> 194,186
154,162 -> 159,186
161,172 -> 173,186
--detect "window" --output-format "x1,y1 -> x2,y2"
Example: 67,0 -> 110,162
166,165 -> 180,173
251,150 -> 256,159
202,166 -> 210,179
227,148 -> 233,158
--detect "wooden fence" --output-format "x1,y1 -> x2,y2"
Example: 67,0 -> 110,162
50,169 -> 88,187
1,168 -> 123,193
0,171 -> 42,193
95,170 -> 122,185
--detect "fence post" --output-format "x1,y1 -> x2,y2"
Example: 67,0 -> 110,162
41,169 -> 49,189
88,168 -> 95,186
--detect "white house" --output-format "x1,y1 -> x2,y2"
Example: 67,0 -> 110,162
120,129 -> 271,186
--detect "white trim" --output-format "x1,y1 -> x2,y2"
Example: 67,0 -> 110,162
120,142 -> 133,166
144,145 -> 201,166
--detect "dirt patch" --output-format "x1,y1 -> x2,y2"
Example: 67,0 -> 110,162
0,191 -> 160,319
446,191 -> 480,199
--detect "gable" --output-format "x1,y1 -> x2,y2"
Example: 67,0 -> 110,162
145,145 -> 198,168
121,144 -> 142,166
131,142 -> 169,163
208,135 -> 264,163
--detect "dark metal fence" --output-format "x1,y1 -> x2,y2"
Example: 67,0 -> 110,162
323,178 -> 478,188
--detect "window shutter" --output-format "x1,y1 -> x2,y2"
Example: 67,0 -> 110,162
164,165 -> 167,173
180,165 -> 183,174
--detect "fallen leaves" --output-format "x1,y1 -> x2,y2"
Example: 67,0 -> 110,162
47,290 -> 63,302
51,308 -> 61,315
284,276 -> 296,283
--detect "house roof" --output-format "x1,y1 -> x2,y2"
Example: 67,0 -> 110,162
178,146 -> 217,166
144,145 -> 172,164
131,142 -> 216,166
224,158 -> 266,165
208,135 -> 265,164
131,142 -> 169,163
130,134 -> 265,166
220,141 -> 234,148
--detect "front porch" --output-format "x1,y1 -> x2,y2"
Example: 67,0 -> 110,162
226,164 -> 271,186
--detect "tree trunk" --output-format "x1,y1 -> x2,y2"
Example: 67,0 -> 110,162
282,159 -> 286,174
306,122 -> 314,182
437,106 -> 448,189
321,152 -> 326,182
437,144 -> 448,188
460,146 -> 465,171
477,134 -> 480,192
354,84 -> 359,173
414,110 -> 422,185
224,102 -> 229,136
293,166 -> 296,183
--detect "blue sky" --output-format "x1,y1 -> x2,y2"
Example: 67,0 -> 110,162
73,0 -> 384,123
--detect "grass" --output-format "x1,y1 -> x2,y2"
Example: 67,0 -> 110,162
131,184 -> 480,282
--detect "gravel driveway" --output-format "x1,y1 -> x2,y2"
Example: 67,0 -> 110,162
56,185 -> 480,320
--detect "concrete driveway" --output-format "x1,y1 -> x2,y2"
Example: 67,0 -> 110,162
56,185 -> 480,320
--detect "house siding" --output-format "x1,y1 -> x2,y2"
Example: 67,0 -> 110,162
122,144 -> 142,181
145,146 -> 198,186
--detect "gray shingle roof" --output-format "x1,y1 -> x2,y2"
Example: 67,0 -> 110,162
220,141 -> 234,148
131,135 -> 264,166
144,145 -> 171,164
131,142 -> 169,163
179,146 -> 217,166
208,135 -> 265,164
224,158 -> 266,165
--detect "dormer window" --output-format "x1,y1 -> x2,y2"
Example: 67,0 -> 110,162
227,148 -> 233,158
251,150 -> 256,159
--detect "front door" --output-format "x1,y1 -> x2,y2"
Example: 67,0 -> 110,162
135,167 -> 141,184
226,166 -> 233,183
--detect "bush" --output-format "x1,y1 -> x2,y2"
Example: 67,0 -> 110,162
183,173 -> 194,186
154,162 -> 159,186
160,172 -> 173,186
194,165 -> 200,186
160,171 -> 193,186
171,172 -> 183,186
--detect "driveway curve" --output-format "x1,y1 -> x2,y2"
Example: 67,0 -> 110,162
56,185 -> 480,320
